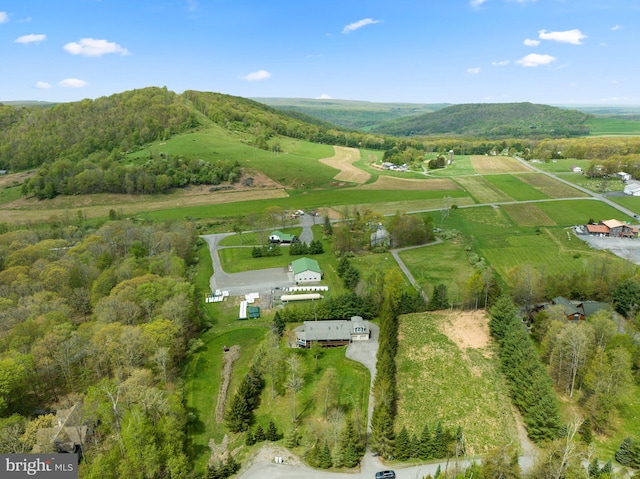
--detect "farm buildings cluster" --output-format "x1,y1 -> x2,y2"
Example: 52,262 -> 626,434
577,219 -> 638,238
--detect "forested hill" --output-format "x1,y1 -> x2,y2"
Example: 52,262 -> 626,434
0,87 -> 352,172
371,102 -> 591,138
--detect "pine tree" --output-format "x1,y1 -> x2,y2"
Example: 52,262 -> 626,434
319,441 -> 333,469
371,403 -> 395,460
266,419 -> 279,441
245,428 -> 255,446
601,459 -> 612,476
432,421 -> 445,458
580,417 -> 593,445
427,283 -> 449,310
284,427 -> 299,448
419,422 -> 432,460
272,311 -> 285,337
410,434 -> 420,459
394,426 -> 411,461
588,456 -> 600,479
339,417 -> 361,468
324,215 -> 333,236
224,394 -> 252,433
254,424 -> 266,442
616,437 -> 639,467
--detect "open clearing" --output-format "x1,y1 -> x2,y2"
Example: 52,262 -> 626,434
502,203 -> 557,226
356,176 -> 460,191
470,155 -> 532,174
515,173 -> 588,198
0,171 -> 287,222
319,146 -> 371,184
396,311 -> 518,455
454,176 -> 513,203
0,170 -> 35,188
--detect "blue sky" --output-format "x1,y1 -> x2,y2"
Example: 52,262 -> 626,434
1,0 -> 638,104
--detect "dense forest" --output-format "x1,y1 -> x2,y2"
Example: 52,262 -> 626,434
0,218 -> 202,477
372,103 -> 591,138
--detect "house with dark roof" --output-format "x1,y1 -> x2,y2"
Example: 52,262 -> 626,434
32,403 -> 87,454
534,296 -> 611,321
295,316 -> 370,348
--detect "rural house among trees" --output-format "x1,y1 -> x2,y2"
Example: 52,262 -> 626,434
295,316 -> 371,348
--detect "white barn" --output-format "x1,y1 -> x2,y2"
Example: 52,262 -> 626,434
624,182 -> 640,196
291,257 -> 322,283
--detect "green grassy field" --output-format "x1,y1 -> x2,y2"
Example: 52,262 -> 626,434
484,174 -> 549,201
586,117 -> 640,136
395,312 -> 518,455
608,195 -> 640,215
0,186 -> 22,206
429,155 -> 477,177
454,176 -> 513,203
515,173 -> 588,198
531,159 -> 592,173
536,199 -> 634,225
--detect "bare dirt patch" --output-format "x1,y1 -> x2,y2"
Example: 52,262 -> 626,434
439,310 -> 491,355
471,155 -> 532,174
319,146 -> 370,184
357,176 -> 460,191
215,345 -> 241,423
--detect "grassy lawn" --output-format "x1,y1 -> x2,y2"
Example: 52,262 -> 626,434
395,311 -> 518,455
218,247 -> 291,273
608,195 -> 640,216
484,174 -> 549,201
532,159 -> 592,173
184,326 -> 268,471
595,383 -> 640,457
398,240 -> 477,300
429,155 -> 477,177
218,227 -> 302,247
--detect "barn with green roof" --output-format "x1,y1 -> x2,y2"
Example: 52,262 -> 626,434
291,257 -> 323,283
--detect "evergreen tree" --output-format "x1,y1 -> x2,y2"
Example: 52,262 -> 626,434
616,437 -> 639,467
419,422 -> 432,460
394,426 -> 411,461
588,456 -> 600,479
266,419 -> 279,441
337,256 -> 351,277
339,417 -> 361,468
245,428 -> 255,446
427,283 -> 449,311
319,441 -> 333,469
580,417 -> 593,445
371,403 -> 395,460
254,424 -> 266,442
432,421 -> 446,458
272,311 -> 285,337
284,427 -> 299,448
309,239 -> 324,254
324,215 -> 333,236
224,394 -> 252,433
601,459 -> 613,477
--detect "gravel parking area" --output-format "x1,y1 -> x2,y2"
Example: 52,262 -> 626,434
575,228 -> 640,264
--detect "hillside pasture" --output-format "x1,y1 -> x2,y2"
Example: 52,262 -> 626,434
454,176 -> 513,203
470,155 -> 532,174
484,174 -> 549,201
356,176 -> 460,191
586,117 -> 640,136
396,311 -> 518,454
501,203 -> 556,226
428,155 -> 477,177
319,146 -> 371,184
515,173 -> 588,198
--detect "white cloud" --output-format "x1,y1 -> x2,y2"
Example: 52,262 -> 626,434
316,93 -> 332,99
15,34 -> 46,44
492,60 -> 509,66
35,81 -> 51,89
63,38 -> 130,57
538,29 -> 586,45
467,67 -> 481,75
516,53 -> 556,67
240,70 -> 271,81
59,78 -> 88,88
470,0 -> 488,7
0,12 -> 8,23
611,25 -> 623,31
342,18 -> 381,34
524,38 -> 540,47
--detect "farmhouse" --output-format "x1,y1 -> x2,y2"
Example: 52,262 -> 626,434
269,230 -> 298,244
290,257 -> 322,283
533,296 -> 611,322
295,316 -> 371,348
585,219 -> 638,238
624,182 -> 640,196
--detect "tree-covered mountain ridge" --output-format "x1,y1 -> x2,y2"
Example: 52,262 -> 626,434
371,102 -> 592,138
0,87 -> 351,173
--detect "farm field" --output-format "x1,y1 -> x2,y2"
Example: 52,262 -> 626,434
484,174 -> 549,201
428,155 -> 476,177
470,155 -> 532,174
515,173 -> 588,198
586,117 -> 640,136
535,199 -> 634,225
453,176 -> 513,203
319,146 -> 371,184
531,158 -> 592,174
501,203 -> 556,226
395,311 -> 518,455
608,195 -> 640,214
355,176 -> 461,191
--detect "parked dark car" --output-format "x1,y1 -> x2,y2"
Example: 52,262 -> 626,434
375,471 -> 396,479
